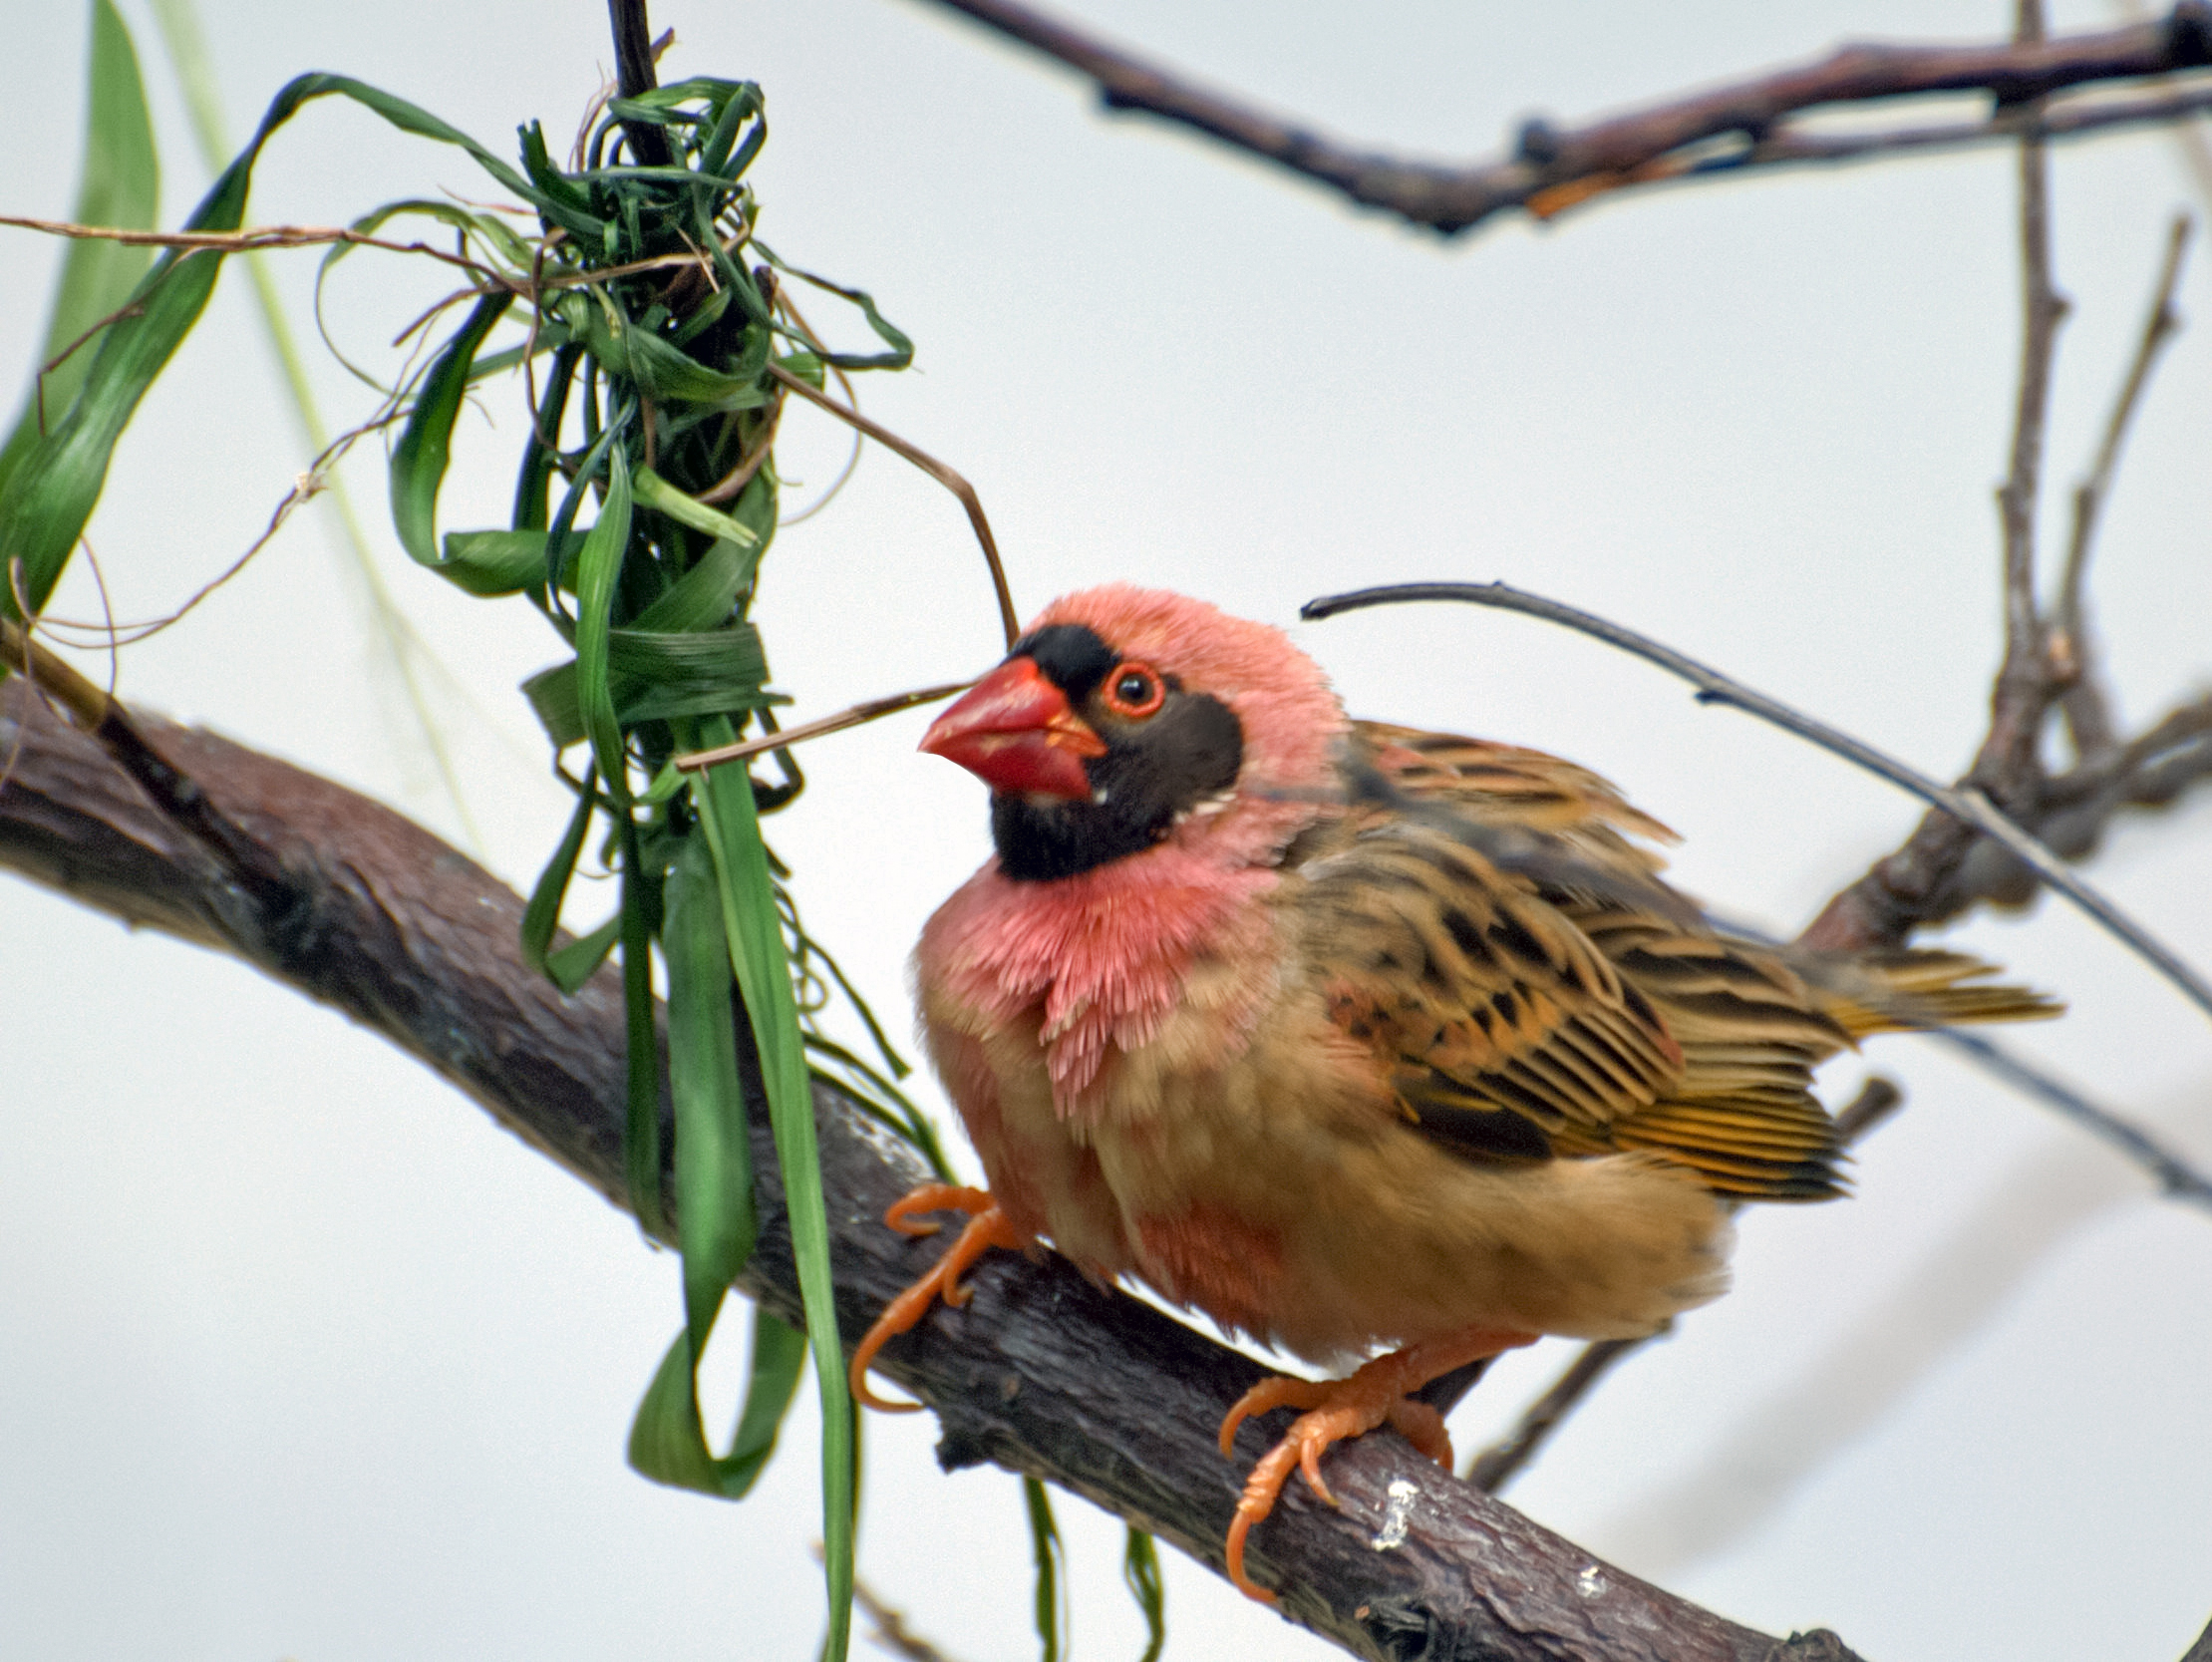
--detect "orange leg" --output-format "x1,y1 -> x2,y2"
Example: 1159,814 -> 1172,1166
1217,1326 -> 1537,1604
848,1184 -> 1024,1412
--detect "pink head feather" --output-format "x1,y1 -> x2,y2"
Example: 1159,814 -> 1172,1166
1025,584 -> 1347,866
918,585 -> 1350,1120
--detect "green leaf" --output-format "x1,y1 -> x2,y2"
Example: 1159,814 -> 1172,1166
563,289 -> 774,413
520,619 -> 772,749
388,290 -> 516,572
619,819 -> 665,1239
627,1304 -> 805,1500
435,529 -> 585,597
687,717 -> 853,1662
324,195 -> 536,278
636,533 -> 755,631
513,344 -> 581,533
757,245 -> 915,372
723,1306 -> 806,1493
1024,1477 -> 1069,1662
571,447 -> 636,798
664,831 -> 758,1354
1122,1528 -> 1166,1662
0,0 -> 158,506
0,68 -> 539,618
634,466 -> 762,550
520,773 -> 596,976
544,912 -> 620,995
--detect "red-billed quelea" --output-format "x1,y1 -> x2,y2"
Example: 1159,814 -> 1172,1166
849,583 -> 2054,1603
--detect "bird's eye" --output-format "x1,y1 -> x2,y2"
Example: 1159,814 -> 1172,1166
1103,661 -> 1165,719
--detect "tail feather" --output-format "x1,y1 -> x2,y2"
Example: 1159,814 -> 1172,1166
1795,948 -> 2061,1039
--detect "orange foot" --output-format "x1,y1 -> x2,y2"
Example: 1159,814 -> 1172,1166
1216,1326 -> 1538,1603
847,1183 -> 1024,1412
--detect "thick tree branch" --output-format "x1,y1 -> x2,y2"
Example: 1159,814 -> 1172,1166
903,0 -> 2212,233
0,679 -> 1859,1662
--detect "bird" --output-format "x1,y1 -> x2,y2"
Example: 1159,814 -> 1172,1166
847,582 -> 2056,1603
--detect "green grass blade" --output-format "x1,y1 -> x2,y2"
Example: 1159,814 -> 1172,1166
520,772 -> 596,975
627,1303 -> 805,1500
388,291 -> 516,571
720,1304 -> 806,1497
664,831 -> 758,1354
1122,1528 -> 1166,1662
436,529 -> 585,597
688,723 -> 852,1662
570,448 -> 636,802
0,0 -> 158,505
635,466 -> 763,550
544,912 -> 621,994
1023,1477 -> 1069,1662
619,819 -> 665,1238
755,247 -> 914,372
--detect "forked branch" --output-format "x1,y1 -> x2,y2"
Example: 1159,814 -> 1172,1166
904,0 -> 2212,234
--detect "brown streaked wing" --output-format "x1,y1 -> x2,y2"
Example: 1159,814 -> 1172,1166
1297,815 -> 1686,1163
1356,720 -> 1678,856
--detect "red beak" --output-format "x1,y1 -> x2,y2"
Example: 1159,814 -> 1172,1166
921,657 -> 1106,801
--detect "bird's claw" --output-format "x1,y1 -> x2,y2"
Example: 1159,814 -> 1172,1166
1215,1327 -> 1537,1603
849,1187 -> 1021,1412
884,1181 -> 994,1237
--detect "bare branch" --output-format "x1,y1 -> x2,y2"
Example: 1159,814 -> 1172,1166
902,0 -> 2212,234
1300,581 -> 2212,1027
1989,0 -> 2068,793
2055,214 -> 2193,760
1463,1337 -> 1648,1496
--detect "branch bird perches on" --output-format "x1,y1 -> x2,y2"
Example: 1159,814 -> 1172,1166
0,675 -> 1863,1662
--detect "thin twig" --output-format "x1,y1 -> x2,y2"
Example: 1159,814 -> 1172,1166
672,681 -> 971,773
2054,213 -> 2192,760
25,404 -> 410,649
1460,1337 -> 1648,1495
0,214 -> 507,284
697,386 -> 784,503
0,214 -> 718,301
1302,581 -> 2212,1027
1988,0 -> 2068,794
31,302 -> 149,434
903,0 -> 2212,235
2113,0 -> 2212,204
774,289 -> 867,527
1695,81 -> 2212,171
769,365 -> 1020,647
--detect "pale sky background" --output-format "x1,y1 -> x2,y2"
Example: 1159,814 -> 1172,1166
2,3 -> 2210,1660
